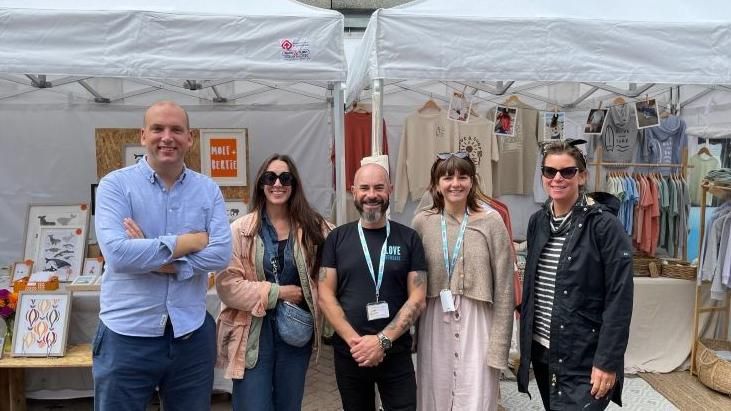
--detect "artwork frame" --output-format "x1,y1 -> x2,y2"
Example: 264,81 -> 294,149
123,144 -> 146,168
584,108 -> 608,135
90,184 -> 98,216
494,105 -> 518,137
23,204 -> 90,283
11,260 -> 33,282
634,98 -> 660,129
12,291 -> 72,357
447,91 -> 472,123
225,201 -> 248,224
81,258 -> 104,276
543,111 -> 565,141
200,129 -> 249,186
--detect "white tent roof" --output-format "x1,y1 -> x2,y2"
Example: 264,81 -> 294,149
347,0 -> 731,103
0,0 -> 346,81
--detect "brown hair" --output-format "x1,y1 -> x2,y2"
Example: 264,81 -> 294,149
540,140 -> 588,171
428,155 -> 482,213
250,154 -> 327,280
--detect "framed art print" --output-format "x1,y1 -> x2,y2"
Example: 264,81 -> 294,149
494,105 -> 517,137
12,291 -> 72,357
123,144 -> 146,168
81,257 -> 104,276
584,109 -> 608,135
11,260 -> 33,282
200,129 -> 249,186
634,99 -> 660,129
23,204 -> 90,282
543,111 -> 565,141
225,201 -> 248,224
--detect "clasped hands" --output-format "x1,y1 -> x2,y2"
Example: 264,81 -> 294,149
349,334 -> 385,368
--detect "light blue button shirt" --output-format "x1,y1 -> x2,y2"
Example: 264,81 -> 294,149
95,158 -> 232,337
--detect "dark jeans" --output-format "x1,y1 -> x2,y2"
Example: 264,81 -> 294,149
334,349 -> 416,411
232,312 -> 312,411
92,313 -> 216,411
532,340 -> 552,411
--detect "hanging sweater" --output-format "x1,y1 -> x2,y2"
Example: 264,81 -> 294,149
490,105 -> 539,196
452,117 -> 499,197
639,115 -> 688,175
586,104 -> 640,163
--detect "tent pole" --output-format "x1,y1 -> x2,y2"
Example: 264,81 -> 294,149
372,78 -> 384,155
333,81 -> 347,226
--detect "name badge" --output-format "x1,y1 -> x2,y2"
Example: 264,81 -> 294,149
440,289 -> 456,312
366,301 -> 390,321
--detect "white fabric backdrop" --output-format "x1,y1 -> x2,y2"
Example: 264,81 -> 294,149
0,104 -> 333,266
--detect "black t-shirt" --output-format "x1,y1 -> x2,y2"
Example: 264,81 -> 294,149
321,220 -> 427,355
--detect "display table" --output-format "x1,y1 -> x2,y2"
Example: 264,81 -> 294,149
624,277 -> 698,373
0,344 -> 92,411
22,288 -> 231,399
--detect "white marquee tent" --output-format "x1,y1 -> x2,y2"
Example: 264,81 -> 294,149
0,0 -> 348,272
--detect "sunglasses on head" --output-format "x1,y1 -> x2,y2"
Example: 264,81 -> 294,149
436,151 -> 469,160
541,166 -> 580,179
260,171 -> 295,186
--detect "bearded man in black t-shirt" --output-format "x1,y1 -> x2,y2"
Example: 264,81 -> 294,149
319,163 -> 427,411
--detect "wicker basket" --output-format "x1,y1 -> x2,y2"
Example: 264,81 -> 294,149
696,339 -> 731,394
660,261 -> 697,280
633,255 -> 660,277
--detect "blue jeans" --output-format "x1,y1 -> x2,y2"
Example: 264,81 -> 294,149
232,312 -> 312,411
92,313 -> 216,411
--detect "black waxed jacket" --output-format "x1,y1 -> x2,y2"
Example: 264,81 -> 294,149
518,193 -> 634,410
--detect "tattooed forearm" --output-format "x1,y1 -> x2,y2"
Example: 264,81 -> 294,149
412,270 -> 426,287
385,301 -> 420,337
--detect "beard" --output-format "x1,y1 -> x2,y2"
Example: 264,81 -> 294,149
354,197 -> 390,223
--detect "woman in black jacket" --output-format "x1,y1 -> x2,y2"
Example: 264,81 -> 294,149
518,140 -> 633,410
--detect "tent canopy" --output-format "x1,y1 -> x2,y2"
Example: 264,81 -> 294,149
0,0 -> 346,81
347,0 -> 731,104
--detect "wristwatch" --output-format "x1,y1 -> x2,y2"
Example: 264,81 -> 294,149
376,332 -> 392,351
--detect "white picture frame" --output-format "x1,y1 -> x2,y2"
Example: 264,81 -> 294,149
447,91 -> 473,123
200,129 -> 248,186
12,291 -> 72,357
81,258 -> 103,276
634,99 -> 660,129
494,105 -> 518,137
123,144 -> 146,168
543,111 -> 565,141
23,204 -> 90,282
584,109 -> 608,135
225,201 -> 248,224
11,261 -> 33,282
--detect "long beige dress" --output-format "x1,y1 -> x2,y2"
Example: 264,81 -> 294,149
416,294 -> 500,411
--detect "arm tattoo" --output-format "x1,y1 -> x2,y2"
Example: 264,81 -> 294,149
412,270 -> 426,287
318,269 -> 327,282
386,301 -> 418,335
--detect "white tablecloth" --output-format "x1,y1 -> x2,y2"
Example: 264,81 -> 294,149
25,288 -> 232,399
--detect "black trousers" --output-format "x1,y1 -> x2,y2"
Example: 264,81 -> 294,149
333,349 -> 416,411
532,340 -> 552,411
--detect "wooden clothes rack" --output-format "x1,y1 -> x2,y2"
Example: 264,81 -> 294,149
589,146 -> 691,260
690,181 -> 731,375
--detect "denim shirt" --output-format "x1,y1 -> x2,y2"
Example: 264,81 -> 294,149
95,158 -> 232,337
260,211 -> 300,288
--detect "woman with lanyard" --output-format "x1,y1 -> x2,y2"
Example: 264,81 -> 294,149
216,154 -> 331,411
517,140 -> 633,410
412,152 -> 515,411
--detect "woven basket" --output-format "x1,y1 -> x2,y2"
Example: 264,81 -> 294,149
660,261 -> 697,280
633,255 -> 660,277
696,339 -> 731,395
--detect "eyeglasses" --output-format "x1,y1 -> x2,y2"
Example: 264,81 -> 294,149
260,171 -> 295,186
436,151 -> 469,160
541,166 -> 580,179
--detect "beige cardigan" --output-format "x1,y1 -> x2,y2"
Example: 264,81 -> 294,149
215,212 -> 330,379
411,209 -> 515,369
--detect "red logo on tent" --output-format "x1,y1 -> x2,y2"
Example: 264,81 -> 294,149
281,40 -> 293,50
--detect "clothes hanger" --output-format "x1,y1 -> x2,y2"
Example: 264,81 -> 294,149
418,96 -> 442,113
612,96 -> 626,106
697,143 -> 713,158
504,95 -> 522,107
351,100 -> 371,114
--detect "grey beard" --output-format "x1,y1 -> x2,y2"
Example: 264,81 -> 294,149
361,208 -> 382,223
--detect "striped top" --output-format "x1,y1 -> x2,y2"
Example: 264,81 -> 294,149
533,214 -> 570,348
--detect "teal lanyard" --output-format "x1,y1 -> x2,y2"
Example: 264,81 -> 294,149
441,210 -> 469,283
357,220 -> 390,302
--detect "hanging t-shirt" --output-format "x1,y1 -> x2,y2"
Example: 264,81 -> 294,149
394,111 -> 452,213
343,111 -> 389,190
688,153 -> 721,206
640,115 -> 688,175
586,104 -> 640,163
451,117 -> 499,196
490,105 -> 539,196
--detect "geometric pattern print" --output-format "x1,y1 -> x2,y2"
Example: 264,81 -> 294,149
21,297 -> 62,355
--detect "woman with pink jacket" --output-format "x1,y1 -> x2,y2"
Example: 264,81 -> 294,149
216,154 -> 331,411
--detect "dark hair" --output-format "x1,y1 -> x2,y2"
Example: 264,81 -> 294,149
250,154 -> 327,280
540,140 -> 588,171
428,155 -> 482,213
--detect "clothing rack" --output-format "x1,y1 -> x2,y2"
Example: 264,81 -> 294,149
589,146 -> 690,260
690,181 -> 731,375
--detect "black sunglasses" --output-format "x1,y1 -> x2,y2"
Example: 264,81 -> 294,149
436,151 -> 469,160
541,166 -> 580,179
260,171 -> 295,186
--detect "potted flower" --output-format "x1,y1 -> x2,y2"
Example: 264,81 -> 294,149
0,288 -> 18,352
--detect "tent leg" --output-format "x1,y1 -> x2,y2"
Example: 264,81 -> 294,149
333,81 -> 347,226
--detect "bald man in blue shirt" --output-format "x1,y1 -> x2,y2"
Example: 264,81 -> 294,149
93,101 -> 232,411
